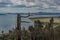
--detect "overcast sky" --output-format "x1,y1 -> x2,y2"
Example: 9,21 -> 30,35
0,0 -> 60,13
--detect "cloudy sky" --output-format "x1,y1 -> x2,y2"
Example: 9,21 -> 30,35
0,0 -> 60,13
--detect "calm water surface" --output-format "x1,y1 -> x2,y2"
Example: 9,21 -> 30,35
0,14 -> 32,34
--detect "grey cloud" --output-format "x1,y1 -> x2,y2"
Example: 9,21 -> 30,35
0,0 -> 60,11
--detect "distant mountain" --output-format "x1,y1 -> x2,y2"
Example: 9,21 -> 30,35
0,12 -> 60,15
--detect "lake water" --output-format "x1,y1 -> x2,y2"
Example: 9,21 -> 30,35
0,14 -> 33,34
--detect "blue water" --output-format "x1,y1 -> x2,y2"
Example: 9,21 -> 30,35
0,14 -> 33,34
